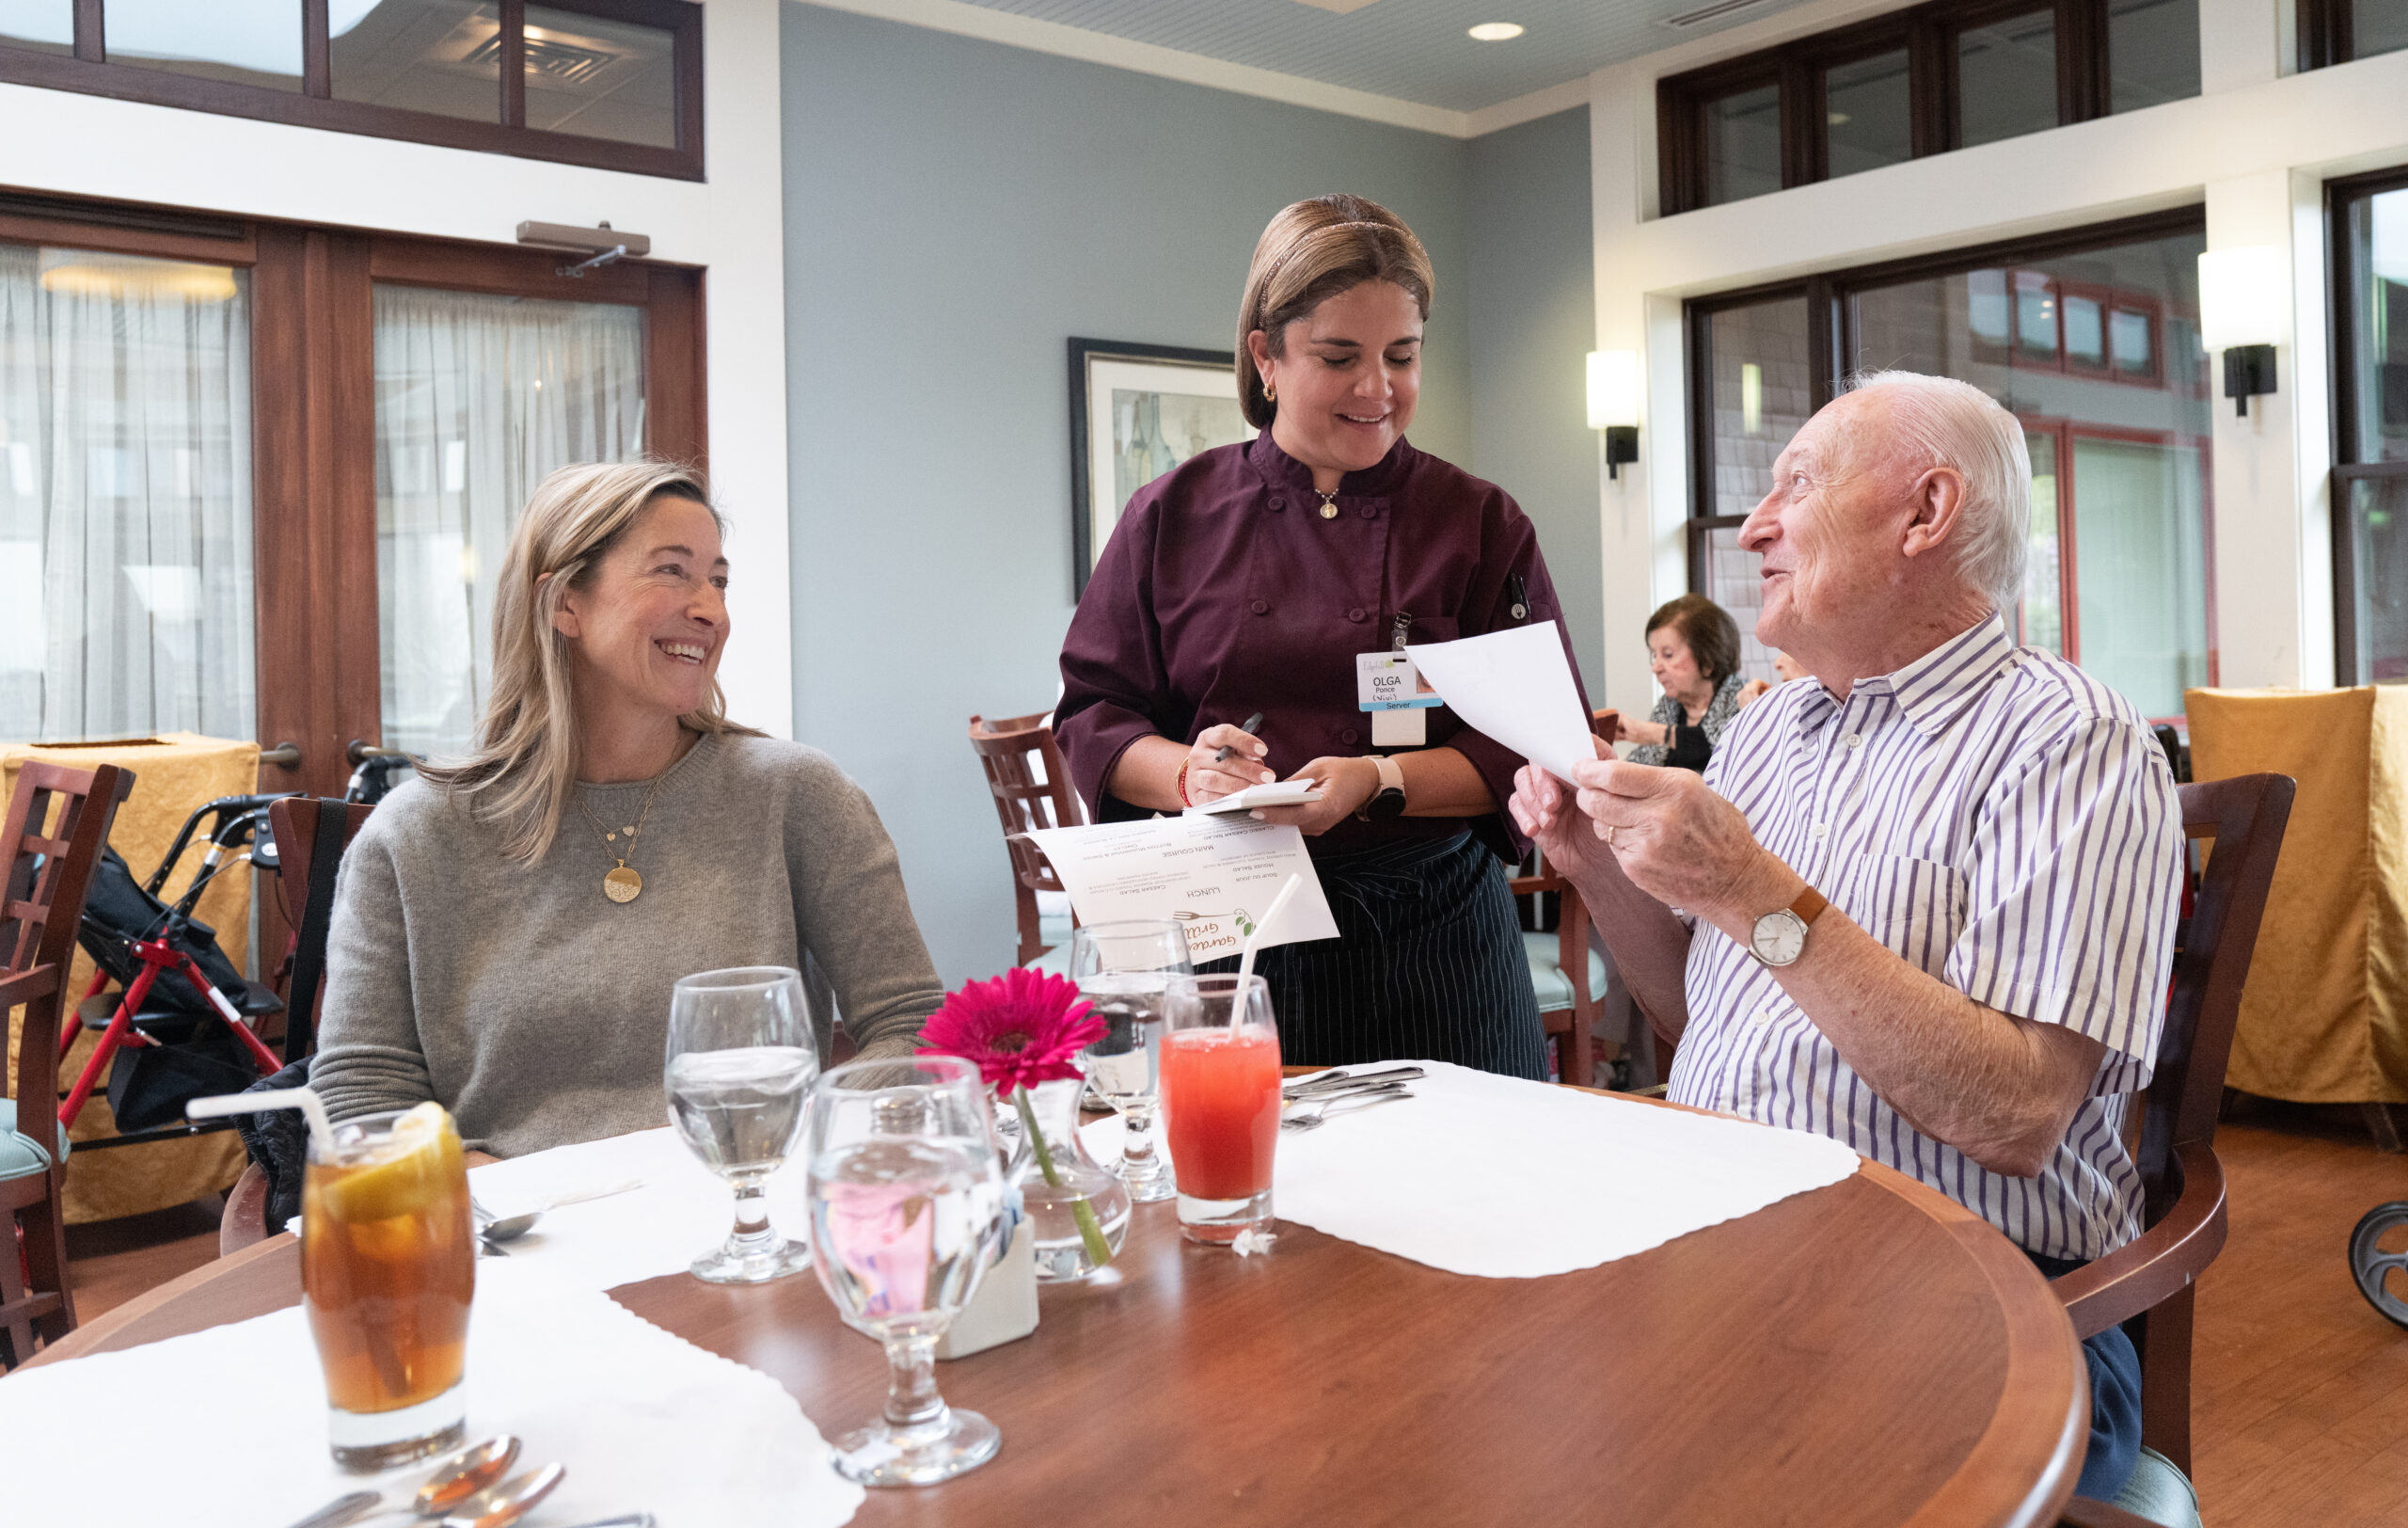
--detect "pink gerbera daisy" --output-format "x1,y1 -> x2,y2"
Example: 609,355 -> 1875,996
916,967 -> 1104,1093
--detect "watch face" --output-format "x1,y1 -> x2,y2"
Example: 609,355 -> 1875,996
1751,909 -> 1807,966
1367,788 -> 1408,820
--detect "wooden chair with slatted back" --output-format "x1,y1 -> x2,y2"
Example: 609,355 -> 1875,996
217,797 -> 376,1255
969,712 -> 1084,967
2053,772 -> 2294,1528
1,761 -> 128,1367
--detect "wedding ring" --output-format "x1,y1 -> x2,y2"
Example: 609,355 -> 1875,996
1605,824 -> 1619,848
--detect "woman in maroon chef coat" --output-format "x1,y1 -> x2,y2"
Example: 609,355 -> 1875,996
1054,194 -> 1589,1080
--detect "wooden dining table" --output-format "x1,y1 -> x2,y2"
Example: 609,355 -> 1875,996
24,1096 -> 2087,1528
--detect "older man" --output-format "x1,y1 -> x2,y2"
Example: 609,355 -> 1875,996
1513,372 -> 2182,1502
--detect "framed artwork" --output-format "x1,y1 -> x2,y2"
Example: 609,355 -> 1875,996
1068,338 -> 1256,597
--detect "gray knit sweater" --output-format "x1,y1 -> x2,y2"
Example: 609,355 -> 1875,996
310,734 -> 944,1157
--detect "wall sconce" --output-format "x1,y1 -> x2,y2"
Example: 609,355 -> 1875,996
2196,246 -> 2286,418
1587,349 -> 1641,479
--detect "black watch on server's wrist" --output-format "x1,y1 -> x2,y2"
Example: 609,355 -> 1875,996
1357,755 -> 1408,820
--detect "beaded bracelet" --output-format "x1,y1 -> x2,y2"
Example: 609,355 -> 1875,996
1176,756 -> 1193,807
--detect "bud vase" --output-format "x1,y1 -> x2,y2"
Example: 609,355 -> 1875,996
1009,1077 -> 1132,1281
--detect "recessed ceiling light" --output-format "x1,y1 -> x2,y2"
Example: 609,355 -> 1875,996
1467,22 -> 1525,40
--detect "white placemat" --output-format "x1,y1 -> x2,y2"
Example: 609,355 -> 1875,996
0,1259 -> 861,1528
467,1126 -> 810,1292
1267,1061 -> 1861,1278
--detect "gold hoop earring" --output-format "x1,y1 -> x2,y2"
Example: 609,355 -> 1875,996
1263,380 -> 1277,403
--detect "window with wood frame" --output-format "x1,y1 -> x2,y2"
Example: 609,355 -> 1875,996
0,185 -> 707,807
0,0 -> 702,181
2329,167 -> 2408,684
2301,0 -> 2408,70
1683,208 -> 2214,722
1657,0 -> 2198,214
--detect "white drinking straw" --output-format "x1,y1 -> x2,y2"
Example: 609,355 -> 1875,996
186,1087 -> 335,1158
1231,873 -> 1304,1022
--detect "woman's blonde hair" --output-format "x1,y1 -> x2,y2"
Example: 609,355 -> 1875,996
416,458 -> 762,863
1236,194 -> 1435,430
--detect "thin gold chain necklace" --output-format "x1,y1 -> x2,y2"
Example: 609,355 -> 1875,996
577,765 -> 671,905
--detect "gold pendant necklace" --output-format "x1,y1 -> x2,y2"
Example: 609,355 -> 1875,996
578,756 -> 673,906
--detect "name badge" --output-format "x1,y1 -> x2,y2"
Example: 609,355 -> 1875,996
1357,651 -> 1441,711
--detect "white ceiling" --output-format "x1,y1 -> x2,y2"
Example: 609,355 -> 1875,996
943,0 -> 1819,113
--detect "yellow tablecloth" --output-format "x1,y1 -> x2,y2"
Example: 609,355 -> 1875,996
3,733 -> 261,1221
2187,688 -> 2408,1105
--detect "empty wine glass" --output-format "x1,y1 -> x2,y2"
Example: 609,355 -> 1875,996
1069,919 -> 1192,1202
665,965 -> 818,1284
808,1055 -> 1009,1487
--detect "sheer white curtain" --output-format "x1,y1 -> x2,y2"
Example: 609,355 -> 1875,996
0,245 -> 256,742
372,286 -> 646,760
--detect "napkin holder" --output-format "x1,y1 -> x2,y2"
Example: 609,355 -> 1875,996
935,1218 -> 1037,1361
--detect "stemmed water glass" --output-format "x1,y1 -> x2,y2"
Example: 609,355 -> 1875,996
664,965 -> 819,1283
807,1055 -> 1010,1487
1069,919 -> 1192,1203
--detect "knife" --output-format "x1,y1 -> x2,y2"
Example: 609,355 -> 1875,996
1284,1066 -> 1426,1098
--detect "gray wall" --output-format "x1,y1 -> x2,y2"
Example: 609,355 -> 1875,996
1466,106 -> 1602,699
782,4 -> 1474,985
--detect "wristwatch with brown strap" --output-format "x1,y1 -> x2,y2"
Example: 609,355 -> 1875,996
1748,885 -> 1829,967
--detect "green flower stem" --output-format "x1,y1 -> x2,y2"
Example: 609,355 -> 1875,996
1011,1084 -> 1112,1268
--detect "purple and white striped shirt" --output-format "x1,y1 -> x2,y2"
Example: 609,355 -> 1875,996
1666,613 -> 2183,1260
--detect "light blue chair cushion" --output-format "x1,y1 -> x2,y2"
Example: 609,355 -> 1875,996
2108,1447 -> 2201,1528
1024,943 -> 1076,978
0,1096 -> 70,1182
1523,931 -> 1608,1014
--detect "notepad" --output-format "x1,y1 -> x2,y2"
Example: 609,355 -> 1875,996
1184,780 -> 1324,815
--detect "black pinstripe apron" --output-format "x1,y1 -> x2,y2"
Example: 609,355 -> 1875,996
1197,830 -> 1547,1080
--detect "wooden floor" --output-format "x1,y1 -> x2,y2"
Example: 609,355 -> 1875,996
41,1105 -> 2408,1524
2194,1100 -> 2408,1526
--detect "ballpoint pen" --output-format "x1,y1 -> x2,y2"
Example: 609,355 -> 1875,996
1215,710 -> 1268,763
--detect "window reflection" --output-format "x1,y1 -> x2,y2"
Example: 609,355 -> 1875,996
523,5 -> 675,148
2344,478 -> 2408,681
106,0 -> 303,92
332,0 -> 502,123
2108,0 -> 2201,112
1826,50 -> 1911,179
0,0 -> 71,55
1958,10 -> 2059,150
1846,227 -> 2212,718
1703,84 -> 1782,207
1702,295 -> 1814,682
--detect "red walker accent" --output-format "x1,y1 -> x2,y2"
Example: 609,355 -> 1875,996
56,936 -> 281,1130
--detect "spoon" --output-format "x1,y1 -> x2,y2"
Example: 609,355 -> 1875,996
417,1436 -> 524,1514
286,1436 -> 519,1528
436,1464 -> 567,1528
474,1178 -> 646,1243
1281,1083 -> 1412,1131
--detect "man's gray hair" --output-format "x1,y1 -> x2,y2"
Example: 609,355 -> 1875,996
1844,370 -> 2030,612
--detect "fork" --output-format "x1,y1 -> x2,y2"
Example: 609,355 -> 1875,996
1281,1083 -> 1412,1131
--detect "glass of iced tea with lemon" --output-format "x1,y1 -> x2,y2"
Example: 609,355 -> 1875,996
302,1101 -> 475,1470
1159,974 -> 1282,1244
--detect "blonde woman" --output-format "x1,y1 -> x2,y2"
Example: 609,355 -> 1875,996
311,460 -> 942,1156
1056,194 -> 1589,1080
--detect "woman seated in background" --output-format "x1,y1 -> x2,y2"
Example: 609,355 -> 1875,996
1620,594 -> 1751,773
311,460 -> 943,1157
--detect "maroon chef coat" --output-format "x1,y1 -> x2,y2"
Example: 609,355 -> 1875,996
1056,432 -> 1590,861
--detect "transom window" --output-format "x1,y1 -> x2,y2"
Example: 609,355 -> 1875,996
1659,0 -> 2200,215
0,0 -> 701,180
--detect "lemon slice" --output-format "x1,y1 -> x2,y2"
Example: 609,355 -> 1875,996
320,1102 -> 461,1224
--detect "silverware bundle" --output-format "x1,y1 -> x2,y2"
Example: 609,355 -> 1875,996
1279,1066 -> 1420,1131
